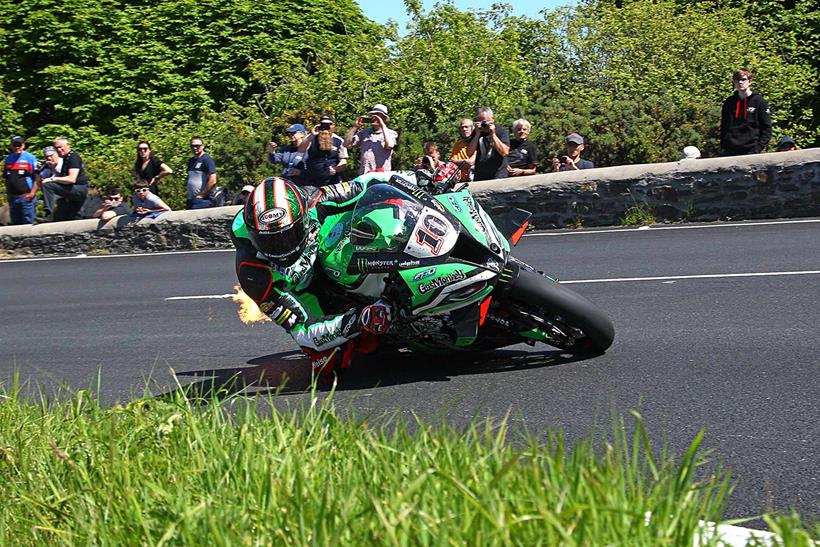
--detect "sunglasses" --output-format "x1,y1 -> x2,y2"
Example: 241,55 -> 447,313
138,147 -> 149,151
12,142 -> 23,147
191,143 -> 203,148
135,188 -> 150,193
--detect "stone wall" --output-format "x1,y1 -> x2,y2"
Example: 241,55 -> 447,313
0,207 -> 241,256
469,148 -> 820,229
1,149 -> 817,257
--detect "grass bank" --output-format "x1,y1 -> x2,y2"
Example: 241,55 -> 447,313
0,381 -> 816,545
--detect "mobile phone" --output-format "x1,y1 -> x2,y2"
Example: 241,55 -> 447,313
320,122 -> 332,131
361,116 -> 372,124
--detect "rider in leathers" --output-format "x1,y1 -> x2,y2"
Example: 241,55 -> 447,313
231,176 -> 392,378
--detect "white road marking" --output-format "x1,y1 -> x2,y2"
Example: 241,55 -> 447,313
524,218 -> 820,237
163,270 -> 820,301
165,294 -> 235,301
561,270 -> 820,284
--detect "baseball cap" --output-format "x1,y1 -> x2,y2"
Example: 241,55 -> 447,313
680,146 -> 701,160
319,114 -> 335,124
11,135 -> 25,145
240,185 -> 255,194
286,123 -> 306,134
565,133 -> 585,145
368,104 -> 390,122
777,136 -> 796,149
43,145 -> 56,154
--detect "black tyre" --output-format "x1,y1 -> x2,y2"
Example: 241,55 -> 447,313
507,267 -> 615,354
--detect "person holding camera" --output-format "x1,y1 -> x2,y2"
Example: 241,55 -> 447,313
345,104 -> 397,175
93,187 -> 131,221
415,142 -> 441,171
297,114 -> 348,186
269,123 -> 308,186
467,107 -> 510,181
551,133 -> 595,172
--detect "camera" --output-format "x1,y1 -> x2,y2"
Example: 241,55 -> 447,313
361,116 -> 372,124
560,155 -> 569,164
320,122 -> 332,131
480,121 -> 490,129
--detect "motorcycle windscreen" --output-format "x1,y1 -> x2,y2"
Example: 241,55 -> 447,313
349,184 -> 423,253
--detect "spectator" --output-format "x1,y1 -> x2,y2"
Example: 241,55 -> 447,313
344,104 -> 397,175
133,141 -> 172,196
269,123 -> 308,185
298,114 -> 348,185
449,118 -> 476,181
39,146 -> 62,181
551,133 -> 595,172
232,184 -> 256,205
776,136 -> 800,152
93,187 -> 131,221
719,68 -> 771,156
416,142 -> 441,171
132,183 -> 171,220
467,107 -> 510,181
186,136 -> 217,209
506,119 -> 538,177
2,136 -> 39,225
42,137 -> 89,221
680,146 -> 702,161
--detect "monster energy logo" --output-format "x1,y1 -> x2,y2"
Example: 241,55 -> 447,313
418,269 -> 466,294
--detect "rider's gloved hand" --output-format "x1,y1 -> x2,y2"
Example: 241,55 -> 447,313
267,303 -> 297,331
359,300 -> 392,335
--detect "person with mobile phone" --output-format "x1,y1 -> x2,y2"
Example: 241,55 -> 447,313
297,114 -> 348,185
344,103 -> 397,175
269,123 -> 308,186
551,133 -> 595,172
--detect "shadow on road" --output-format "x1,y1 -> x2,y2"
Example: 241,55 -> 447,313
159,348 -> 591,401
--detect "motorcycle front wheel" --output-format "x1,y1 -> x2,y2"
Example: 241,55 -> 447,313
507,268 -> 615,355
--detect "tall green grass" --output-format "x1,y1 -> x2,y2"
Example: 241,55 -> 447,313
0,379 -> 815,545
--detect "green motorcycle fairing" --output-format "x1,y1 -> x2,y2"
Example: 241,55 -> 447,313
316,182 -> 503,317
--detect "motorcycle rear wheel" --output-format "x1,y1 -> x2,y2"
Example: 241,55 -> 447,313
507,268 -> 615,355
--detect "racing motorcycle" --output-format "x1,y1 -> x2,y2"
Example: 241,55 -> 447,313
315,162 -> 615,355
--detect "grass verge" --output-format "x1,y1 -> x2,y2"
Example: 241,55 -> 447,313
0,379 -> 816,545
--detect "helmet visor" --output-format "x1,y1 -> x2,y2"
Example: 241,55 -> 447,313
253,220 -> 307,266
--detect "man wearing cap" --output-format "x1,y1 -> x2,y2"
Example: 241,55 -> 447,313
551,133 -> 595,172
345,104 -> 398,175
776,136 -> 799,152
719,68 -> 771,156
467,107 -> 510,181
269,124 -> 308,186
232,184 -> 256,205
41,137 -> 89,221
298,114 -> 348,186
3,136 -> 39,225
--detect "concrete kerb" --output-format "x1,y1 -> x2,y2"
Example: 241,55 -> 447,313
1,149 -> 818,256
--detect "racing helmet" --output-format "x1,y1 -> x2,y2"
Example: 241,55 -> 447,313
243,177 -> 309,266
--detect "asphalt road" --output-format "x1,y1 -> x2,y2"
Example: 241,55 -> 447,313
1,218 -> 818,522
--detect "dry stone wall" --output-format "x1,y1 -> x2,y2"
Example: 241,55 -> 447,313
1,149 -> 817,257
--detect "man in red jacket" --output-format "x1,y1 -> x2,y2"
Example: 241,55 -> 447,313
719,68 -> 772,156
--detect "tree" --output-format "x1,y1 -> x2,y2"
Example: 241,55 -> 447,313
521,0 -> 817,165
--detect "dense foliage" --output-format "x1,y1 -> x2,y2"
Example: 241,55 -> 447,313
0,0 -> 815,209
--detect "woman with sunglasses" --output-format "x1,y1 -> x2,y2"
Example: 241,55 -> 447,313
133,141 -> 172,196
131,183 -> 171,220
